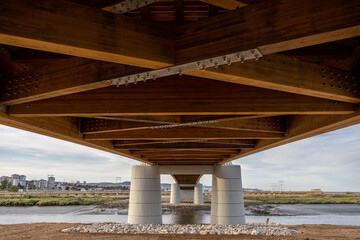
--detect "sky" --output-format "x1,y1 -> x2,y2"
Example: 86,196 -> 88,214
0,123 -> 359,192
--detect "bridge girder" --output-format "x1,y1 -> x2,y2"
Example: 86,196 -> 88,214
0,0 -> 359,170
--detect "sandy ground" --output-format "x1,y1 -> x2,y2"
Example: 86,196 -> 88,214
0,223 -> 359,240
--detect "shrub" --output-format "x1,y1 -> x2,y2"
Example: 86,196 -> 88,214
9,186 -> 19,192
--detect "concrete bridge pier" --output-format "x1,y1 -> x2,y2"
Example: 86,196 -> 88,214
210,174 -> 218,224
194,183 -> 204,204
170,183 -> 180,204
211,165 -> 245,225
128,165 -> 162,224
128,165 -> 244,225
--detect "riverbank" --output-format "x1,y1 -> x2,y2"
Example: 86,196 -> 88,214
1,192 -> 358,206
0,223 -> 359,239
0,195 -> 127,206
244,193 -> 360,205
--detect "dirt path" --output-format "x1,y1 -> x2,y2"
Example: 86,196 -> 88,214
0,223 -> 359,240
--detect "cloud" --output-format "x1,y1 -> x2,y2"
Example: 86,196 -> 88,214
235,124 -> 360,191
0,125 -> 134,182
0,124 -> 359,191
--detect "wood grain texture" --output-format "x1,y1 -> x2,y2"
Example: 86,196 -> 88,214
176,0 -> 360,63
188,54 -> 360,104
8,76 -> 356,116
113,142 -> 253,150
83,126 -> 283,140
172,175 -> 202,184
80,116 -> 285,134
0,58 -> 147,105
198,0 -> 247,10
0,0 -> 358,166
0,0 -> 173,69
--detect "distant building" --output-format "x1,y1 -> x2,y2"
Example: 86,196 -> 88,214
48,175 -> 55,189
33,180 -> 41,189
40,179 -> 47,189
8,177 -> 20,186
10,174 -> 26,186
19,175 -> 26,186
54,182 -> 62,190
11,174 -> 20,179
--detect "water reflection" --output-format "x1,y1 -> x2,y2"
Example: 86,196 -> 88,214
0,205 -> 360,225
164,209 -> 209,224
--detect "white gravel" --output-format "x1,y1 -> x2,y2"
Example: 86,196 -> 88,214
62,222 -> 301,236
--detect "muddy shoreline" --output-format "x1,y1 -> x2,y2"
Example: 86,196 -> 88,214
1,223 -> 359,240
102,198 -> 273,216
102,198 -> 360,217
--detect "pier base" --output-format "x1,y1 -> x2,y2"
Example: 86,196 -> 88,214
170,183 -> 180,204
194,183 -> 204,204
128,165 -> 162,224
211,165 -> 245,225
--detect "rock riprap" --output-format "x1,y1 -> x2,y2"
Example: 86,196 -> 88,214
62,222 -> 300,236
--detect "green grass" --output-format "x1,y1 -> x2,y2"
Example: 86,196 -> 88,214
244,194 -> 360,205
0,195 -> 128,206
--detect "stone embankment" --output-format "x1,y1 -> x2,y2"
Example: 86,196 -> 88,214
62,222 -> 301,236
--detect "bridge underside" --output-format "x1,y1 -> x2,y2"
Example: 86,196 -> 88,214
0,0 -> 359,176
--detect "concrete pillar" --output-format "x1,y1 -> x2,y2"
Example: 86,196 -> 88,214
128,165 -> 162,224
170,183 -> 180,204
210,174 -> 218,224
211,165 -> 245,225
193,183 -> 204,204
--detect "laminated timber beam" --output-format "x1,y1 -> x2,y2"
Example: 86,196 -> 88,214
172,175 -> 202,185
80,116 -> 286,134
152,159 -> 220,162
130,149 -> 241,155
0,45 -> 26,76
0,1 -> 359,106
188,54 -> 360,104
83,115 -> 259,125
7,76 -> 357,117
96,115 -> 269,126
175,0 -> 360,64
144,156 -> 228,160
64,0 -> 124,9
200,116 -> 286,133
114,140 -> 177,146
135,154 -> 231,159
80,117 -> 159,134
220,111 -> 360,164
130,143 -> 247,161
205,139 -> 256,146
152,161 -> 217,165
0,58 -> 147,105
1,54 -> 359,106
0,0 -> 173,69
114,142 -> 253,150
113,139 -> 256,147
83,127 -> 283,140
198,0 -> 247,10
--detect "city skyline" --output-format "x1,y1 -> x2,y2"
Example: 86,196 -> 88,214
0,124 -> 359,191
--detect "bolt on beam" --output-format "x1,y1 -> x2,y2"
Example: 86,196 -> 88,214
108,48 -> 263,87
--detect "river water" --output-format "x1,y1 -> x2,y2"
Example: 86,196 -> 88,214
0,204 -> 360,225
